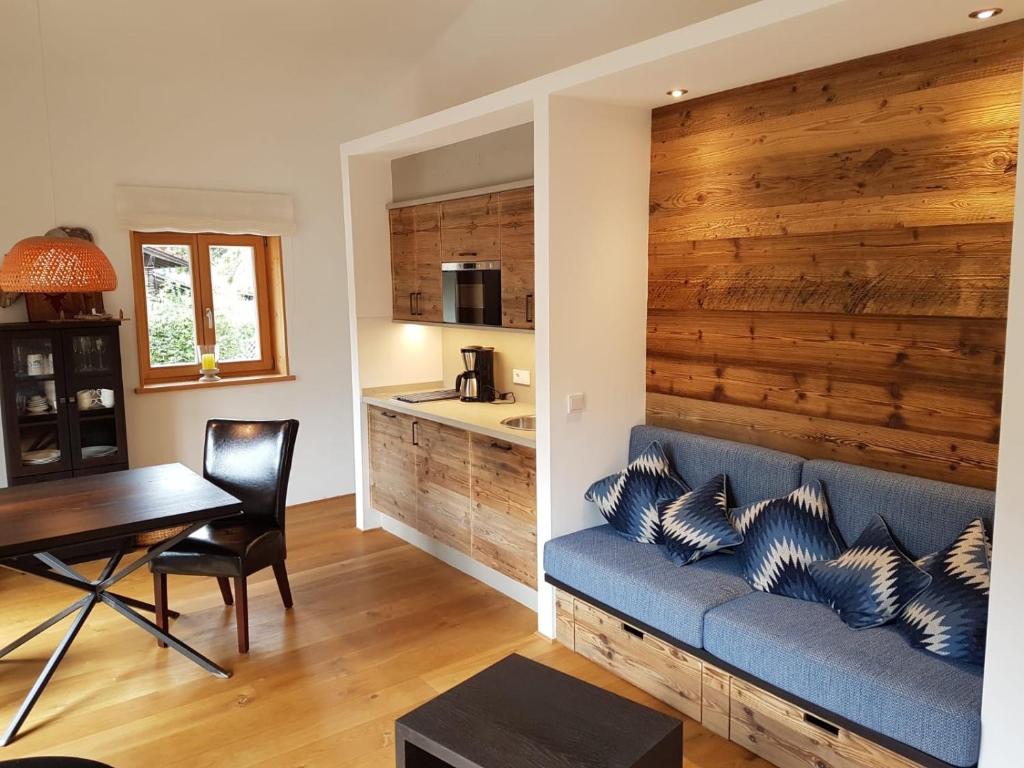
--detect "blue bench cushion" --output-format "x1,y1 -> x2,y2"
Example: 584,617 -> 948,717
630,426 -> 803,507
801,460 -> 995,560
703,592 -> 983,767
544,524 -> 750,648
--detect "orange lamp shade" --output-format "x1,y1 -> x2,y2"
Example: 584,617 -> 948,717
0,236 -> 117,294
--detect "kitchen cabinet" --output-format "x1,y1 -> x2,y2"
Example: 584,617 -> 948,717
388,186 -> 535,329
440,193 -> 500,264
498,187 -> 535,329
366,405 -> 536,587
389,203 -> 442,322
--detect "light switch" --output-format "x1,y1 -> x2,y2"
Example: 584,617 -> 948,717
513,368 -> 531,386
567,392 -> 585,414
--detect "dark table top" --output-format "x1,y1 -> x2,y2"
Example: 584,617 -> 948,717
0,463 -> 242,560
396,654 -> 682,768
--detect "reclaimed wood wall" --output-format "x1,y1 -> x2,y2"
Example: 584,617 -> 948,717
646,23 -> 1024,489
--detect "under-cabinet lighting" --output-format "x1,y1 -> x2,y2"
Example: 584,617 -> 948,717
666,88 -> 687,98
969,7 -> 1003,19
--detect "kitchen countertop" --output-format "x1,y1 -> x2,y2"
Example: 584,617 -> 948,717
362,382 -> 536,448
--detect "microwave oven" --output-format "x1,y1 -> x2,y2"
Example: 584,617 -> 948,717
442,260 -> 502,326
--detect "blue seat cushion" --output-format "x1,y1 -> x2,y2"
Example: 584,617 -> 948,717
703,592 -> 983,767
544,524 -> 750,648
801,460 -> 995,560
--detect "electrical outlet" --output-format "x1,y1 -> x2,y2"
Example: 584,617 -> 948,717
512,368 -> 531,386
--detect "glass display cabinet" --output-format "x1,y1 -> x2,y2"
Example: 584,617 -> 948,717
0,320 -> 129,485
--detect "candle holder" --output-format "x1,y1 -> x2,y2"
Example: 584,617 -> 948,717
197,343 -> 221,382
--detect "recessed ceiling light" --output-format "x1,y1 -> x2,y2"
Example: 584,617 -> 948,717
969,7 -> 1003,19
667,88 -> 687,98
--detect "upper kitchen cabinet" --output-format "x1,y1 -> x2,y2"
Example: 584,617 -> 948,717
440,193 -> 500,263
389,203 -> 442,322
498,187 -> 534,329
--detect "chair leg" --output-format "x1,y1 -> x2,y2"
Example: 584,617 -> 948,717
153,572 -> 168,649
272,561 -> 293,609
217,577 -> 233,606
234,576 -> 249,654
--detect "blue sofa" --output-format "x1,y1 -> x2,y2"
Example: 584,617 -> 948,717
544,425 -> 993,768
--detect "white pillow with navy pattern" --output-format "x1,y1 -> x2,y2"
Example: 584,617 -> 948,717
659,474 -> 741,566
897,519 -> 991,664
809,514 -> 931,629
733,481 -> 844,604
584,441 -> 687,544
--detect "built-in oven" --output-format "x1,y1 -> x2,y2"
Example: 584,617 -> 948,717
442,260 -> 502,326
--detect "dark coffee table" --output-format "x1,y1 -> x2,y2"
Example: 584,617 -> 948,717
395,654 -> 682,767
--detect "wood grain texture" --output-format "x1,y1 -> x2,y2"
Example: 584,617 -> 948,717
554,589 -> 575,650
701,665 -> 731,740
440,193 -> 500,263
368,407 -> 419,527
499,187 -> 535,329
730,677 -> 922,768
416,419 -> 472,555
647,23 -> 1023,488
413,204 -> 443,323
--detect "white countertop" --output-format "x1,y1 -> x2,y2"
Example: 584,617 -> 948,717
362,382 -> 536,448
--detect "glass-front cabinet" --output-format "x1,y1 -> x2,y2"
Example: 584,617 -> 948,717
0,321 -> 128,484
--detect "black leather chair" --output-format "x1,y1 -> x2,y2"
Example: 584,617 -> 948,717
150,418 -> 299,653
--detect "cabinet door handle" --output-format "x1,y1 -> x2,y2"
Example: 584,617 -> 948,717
409,293 -> 415,316
458,252 -> 477,258
802,712 -> 840,738
416,292 -> 423,316
381,411 -> 397,419
525,293 -> 534,323
490,441 -> 513,451
411,421 -> 419,446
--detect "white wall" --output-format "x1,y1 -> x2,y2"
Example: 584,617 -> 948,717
534,95 -> 651,635
979,77 -> 1024,768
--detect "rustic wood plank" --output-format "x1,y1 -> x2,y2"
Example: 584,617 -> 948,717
573,598 -> 703,722
701,665 -> 731,740
652,21 -> 1024,142
730,677 -> 922,768
441,193 -> 500,263
500,187 -> 535,329
554,589 -> 575,650
416,419 -> 472,555
367,406 -> 419,527
646,393 -> 998,489
649,224 -> 1011,318
390,208 -> 417,321
414,203 -> 443,322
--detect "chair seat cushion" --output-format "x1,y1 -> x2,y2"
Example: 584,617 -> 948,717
150,517 -> 284,578
543,524 -> 751,648
703,592 -> 983,767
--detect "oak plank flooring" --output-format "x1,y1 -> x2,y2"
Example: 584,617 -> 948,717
0,496 -> 759,767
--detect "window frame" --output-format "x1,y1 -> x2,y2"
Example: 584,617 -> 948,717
130,231 -> 278,386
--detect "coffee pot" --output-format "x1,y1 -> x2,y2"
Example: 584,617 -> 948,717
455,346 -> 495,403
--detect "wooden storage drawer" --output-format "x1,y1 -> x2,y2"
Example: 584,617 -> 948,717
573,598 -> 702,721
730,677 -> 922,768
554,589 -> 575,650
701,663 -> 731,739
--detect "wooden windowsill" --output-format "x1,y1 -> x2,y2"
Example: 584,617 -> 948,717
134,372 -> 296,395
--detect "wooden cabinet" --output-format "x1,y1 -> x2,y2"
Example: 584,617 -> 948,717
389,203 -> 442,322
470,433 -> 537,587
388,185 -> 534,329
366,405 -> 536,587
440,193 -> 500,263
499,187 -> 535,329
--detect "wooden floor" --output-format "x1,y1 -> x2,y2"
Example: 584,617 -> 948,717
0,497 -> 767,767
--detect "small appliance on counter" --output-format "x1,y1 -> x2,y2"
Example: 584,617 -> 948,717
456,346 -> 495,402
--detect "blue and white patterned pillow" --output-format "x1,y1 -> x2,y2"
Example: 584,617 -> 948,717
897,519 -> 991,664
585,441 -> 687,544
809,515 -> 931,629
733,481 -> 844,603
659,474 -> 741,566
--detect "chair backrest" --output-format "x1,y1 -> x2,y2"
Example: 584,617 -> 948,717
203,419 -> 300,531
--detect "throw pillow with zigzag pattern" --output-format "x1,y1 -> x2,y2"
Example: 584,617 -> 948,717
809,514 -> 931,629
659,474 -> 742,566
896,519 -> 991,665
733,481 -> 844,604
584,441 -> 687,544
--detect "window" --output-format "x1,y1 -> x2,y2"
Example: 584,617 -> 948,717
130,232 -> 288,388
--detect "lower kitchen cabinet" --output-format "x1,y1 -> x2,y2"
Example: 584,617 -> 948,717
366,405 -> 537,588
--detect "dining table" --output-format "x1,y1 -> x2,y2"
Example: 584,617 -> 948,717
0,463 -> 242,745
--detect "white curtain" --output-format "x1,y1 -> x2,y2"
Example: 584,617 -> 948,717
114,185 -> 296,236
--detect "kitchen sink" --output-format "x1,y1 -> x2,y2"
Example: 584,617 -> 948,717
501,415 -> 536,431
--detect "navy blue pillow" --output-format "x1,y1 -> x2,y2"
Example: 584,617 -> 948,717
584,441 -> 687,544
897,519 -> 991,664
659,474 -> 741,566
733,481 -> 844,603
809,515 -> 931,629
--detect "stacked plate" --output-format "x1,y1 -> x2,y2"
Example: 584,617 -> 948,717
82,445 -> 117,459
23,449 -> 60,465
25,395 -> 49,414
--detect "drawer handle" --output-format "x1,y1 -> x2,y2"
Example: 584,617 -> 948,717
490,441 -> 513,451
803,712 -> 840,737
621,622 -> 644,640
381,411 -> 397,419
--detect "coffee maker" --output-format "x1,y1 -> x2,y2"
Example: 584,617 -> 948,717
455,346 -> 495,402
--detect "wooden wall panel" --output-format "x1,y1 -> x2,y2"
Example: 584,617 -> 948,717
647,23 -> 1024,489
